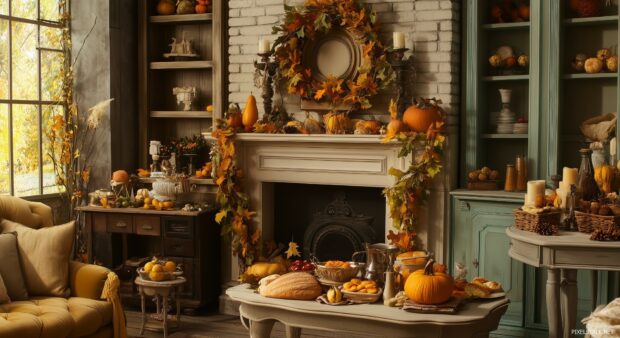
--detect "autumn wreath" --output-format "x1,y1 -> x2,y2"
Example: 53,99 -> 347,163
272,0 -> 393,110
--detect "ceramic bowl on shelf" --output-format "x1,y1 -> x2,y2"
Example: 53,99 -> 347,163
496,123 -> 514,134
152,179 -> 178,201
513,123 -> 528,134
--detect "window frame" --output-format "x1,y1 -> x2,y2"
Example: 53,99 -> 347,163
1,0 -> 65,196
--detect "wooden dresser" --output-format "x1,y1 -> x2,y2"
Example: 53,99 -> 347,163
77,206 -> 220,312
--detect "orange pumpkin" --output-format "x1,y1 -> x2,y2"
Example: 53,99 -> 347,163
403,98 -> 443,133
195,0 -> 210,14
156,0 -> 176,15
405,259 -> 454,305
242,93 -> 258,132
226,103 -> 243,128
323,111 -> 349,134
112,170 -> 129,184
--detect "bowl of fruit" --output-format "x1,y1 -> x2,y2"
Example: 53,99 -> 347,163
466,166 -> 500,190
138,257 -> 182,282
315,260 -> 360,283
289,259 -> 316,273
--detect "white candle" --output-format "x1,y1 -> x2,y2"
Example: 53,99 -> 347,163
525,180 -> 546,206
393,32 -> 405,49
258,38 -> 270,54
611,137 -> 617,157
562,167 -> 578,186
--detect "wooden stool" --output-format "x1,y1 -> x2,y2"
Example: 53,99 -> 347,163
135,276 -> 187,338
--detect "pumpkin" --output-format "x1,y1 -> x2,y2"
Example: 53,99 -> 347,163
156,0 -> 176,15
195,0 -> 210,14
112,170 -> 129,184
354,119 -> 382,135
397,251 -> 428,265
405,259 -> 454,305
323,111 -> 349,134
573,0 -> 602,18
607,56 -> 618,73
258,272 -> 322,300
595,165 -> 616,194
226,103 -> 243,128
242,93 -> 258,132
403,98 -> 443,133
585,58 -> 604,74
244,262 -> 288,280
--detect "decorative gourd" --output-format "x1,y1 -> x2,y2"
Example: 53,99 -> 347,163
326,286 -> 342,303
259,272 -> 322,300
226,103 -> 243,128
607,56 -> 618,73
244,261 -> 288,279
323,111 -> 349,134
195,0 -> 210,14
354,119 -> 382,135
585,58 -> 603,74
385,99 -> 405,138
242,93 -> 258,132
135,188 -> 150,201
404,259 -> 454,305
403,98 -> 443,133
112,170 -> 129,184
595,165 -> 616,194
176,0 -> 195,14
156,0 -> 176,15
303,112 -> 322,134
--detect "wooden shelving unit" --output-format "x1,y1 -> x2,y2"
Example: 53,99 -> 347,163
482,22 -> 530,30
481,133 -> 528,139
563,15 -> 618,26
482,74 -> 530,82
138,0 -> 226,167
562,72 -> 618,79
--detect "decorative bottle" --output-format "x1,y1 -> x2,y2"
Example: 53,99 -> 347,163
577,148 -> 600,201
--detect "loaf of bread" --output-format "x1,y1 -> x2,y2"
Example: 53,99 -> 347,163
464,282 -> 491,298
483,281 -> 503,293
258,272 -> 322,300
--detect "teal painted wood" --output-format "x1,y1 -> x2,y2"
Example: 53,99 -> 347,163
528,0 -> 541,180
547,0 -> 561,180
464,0 -> 480,182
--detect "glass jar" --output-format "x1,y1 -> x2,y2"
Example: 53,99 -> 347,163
577,148 -> 600,201
515,155 -> 527,191
505,164 -> 516,192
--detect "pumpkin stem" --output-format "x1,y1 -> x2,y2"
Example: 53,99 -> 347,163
424,258 -> 435,276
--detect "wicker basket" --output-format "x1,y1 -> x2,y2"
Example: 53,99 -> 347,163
314,263 -> 359,283
341,288 -> 382,304
575,211 -> 620,233
514,208 -> 561,235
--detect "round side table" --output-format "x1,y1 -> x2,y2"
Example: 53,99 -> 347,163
135,276 -> 187,338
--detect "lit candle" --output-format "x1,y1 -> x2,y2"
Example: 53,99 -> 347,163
562,167 -> 578,186
258,38 -> 270,54
393,32 -> 405,49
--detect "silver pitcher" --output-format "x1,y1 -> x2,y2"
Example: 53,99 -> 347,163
352,243 -> 399,283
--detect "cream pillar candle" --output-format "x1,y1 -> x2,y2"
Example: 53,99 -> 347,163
258,38 -> 270,54
525,180 -> 546,206
393,32 -> 405,49
563,167 -> 578,186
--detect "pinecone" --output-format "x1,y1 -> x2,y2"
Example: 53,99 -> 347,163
590,228 -> 620,241
537,222 -> 557,236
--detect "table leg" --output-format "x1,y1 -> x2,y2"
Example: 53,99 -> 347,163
176,286 -> 181,328
249,320 -> 275,338
561,269 -> 578,338
156,295 -> 161,316
591,270 -> 598,311
140,289 -> 146,335
163,295 -> 169,338
546,268 -> 562,338
285,325 -> 301,338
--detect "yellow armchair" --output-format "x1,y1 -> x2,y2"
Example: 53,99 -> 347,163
70,261 -> 110,300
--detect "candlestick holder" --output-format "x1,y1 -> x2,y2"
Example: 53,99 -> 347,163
389,48 -> 412,116
254,52 -> 278,121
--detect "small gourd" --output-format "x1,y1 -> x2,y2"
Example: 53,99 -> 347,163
594,165 -> 616,194
303,112 -> 322,134
242,93 -> 258,132
323,111 -> 349,134
176,0 -> 195,14
403,97 -> 443,133
326,286 -> 342,304
404,259 -> 454,305
226,103 -> 243,129
195,0 -> 210,14
585,58 -> 603,74
156,0 -> 176,15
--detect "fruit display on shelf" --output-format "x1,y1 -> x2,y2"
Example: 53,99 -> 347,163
466,166 -> 501,190
568,0 -> 606,18
139,257 -> 182,282
488,46 -> 529,76
489,0 -> 531,23
571,49 -> 619,74
155,0 -> 212,15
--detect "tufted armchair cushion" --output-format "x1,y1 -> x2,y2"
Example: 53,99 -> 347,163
0,196 -> 53,229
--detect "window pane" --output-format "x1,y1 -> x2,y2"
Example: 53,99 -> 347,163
0,0 -> 7,16
41,50 -> 62,101
0,104 -> 9,194
11,0 -> 37,20
11,21 -> 38,100
12,104 -> 39,196
40,0 -> 59,22
0,19 -> 8,100
42,104 -> 61,194
40,25 -> 61,50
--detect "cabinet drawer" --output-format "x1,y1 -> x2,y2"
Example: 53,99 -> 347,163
107,215 -> 133,233
163,218 -> 194,238
164,238 -> 194,257
134,216 -> 160,236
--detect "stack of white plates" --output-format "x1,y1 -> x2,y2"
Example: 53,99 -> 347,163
496,111 -> 515,134
513,122 -> 528,134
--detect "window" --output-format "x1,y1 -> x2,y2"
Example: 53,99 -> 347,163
0,0 -> 65,196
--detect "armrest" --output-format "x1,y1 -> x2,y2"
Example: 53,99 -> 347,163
69,260 -> 111,300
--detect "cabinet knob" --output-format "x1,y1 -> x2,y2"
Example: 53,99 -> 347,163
142,225 -> 153,230
473,258 -> 479,269
115,222 -> 127,228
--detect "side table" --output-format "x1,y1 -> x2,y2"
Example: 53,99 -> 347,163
135,276 -> 187,338
506,227 -> 620,338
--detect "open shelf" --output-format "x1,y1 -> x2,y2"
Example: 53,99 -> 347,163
563,73 -> 618,79
482,22 -> 530,30
150,61 -> 213,70
564,15 -> 618,26
150,13 -> 212,24
483,75 -> 529,82
150,111 -> 213,119
481,133 -> 528,139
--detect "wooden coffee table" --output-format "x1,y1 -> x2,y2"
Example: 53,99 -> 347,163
226,284 -> 509,338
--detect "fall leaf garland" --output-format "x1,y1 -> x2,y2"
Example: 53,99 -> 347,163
382,116 -> 446,252
272,0 -> 394,110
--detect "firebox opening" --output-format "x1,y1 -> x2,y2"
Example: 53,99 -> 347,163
273,183 -> 385,261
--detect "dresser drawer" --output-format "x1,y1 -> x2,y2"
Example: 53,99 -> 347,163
164,238 -> 194,257
134,216 -> 160,236
163,217 -> 194,238
107,214 -> 133,233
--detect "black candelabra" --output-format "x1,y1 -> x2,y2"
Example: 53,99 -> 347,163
254,52 -> 278,121
389,48 -> 411,117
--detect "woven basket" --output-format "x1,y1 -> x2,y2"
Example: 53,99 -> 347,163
514,208 -> 561,235
575,211 -> 620,233
314,263 -> 359,283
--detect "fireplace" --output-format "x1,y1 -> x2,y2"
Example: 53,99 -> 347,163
273,184 -> 384,261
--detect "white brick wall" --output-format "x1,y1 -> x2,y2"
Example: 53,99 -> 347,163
227,0 -> 460,124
